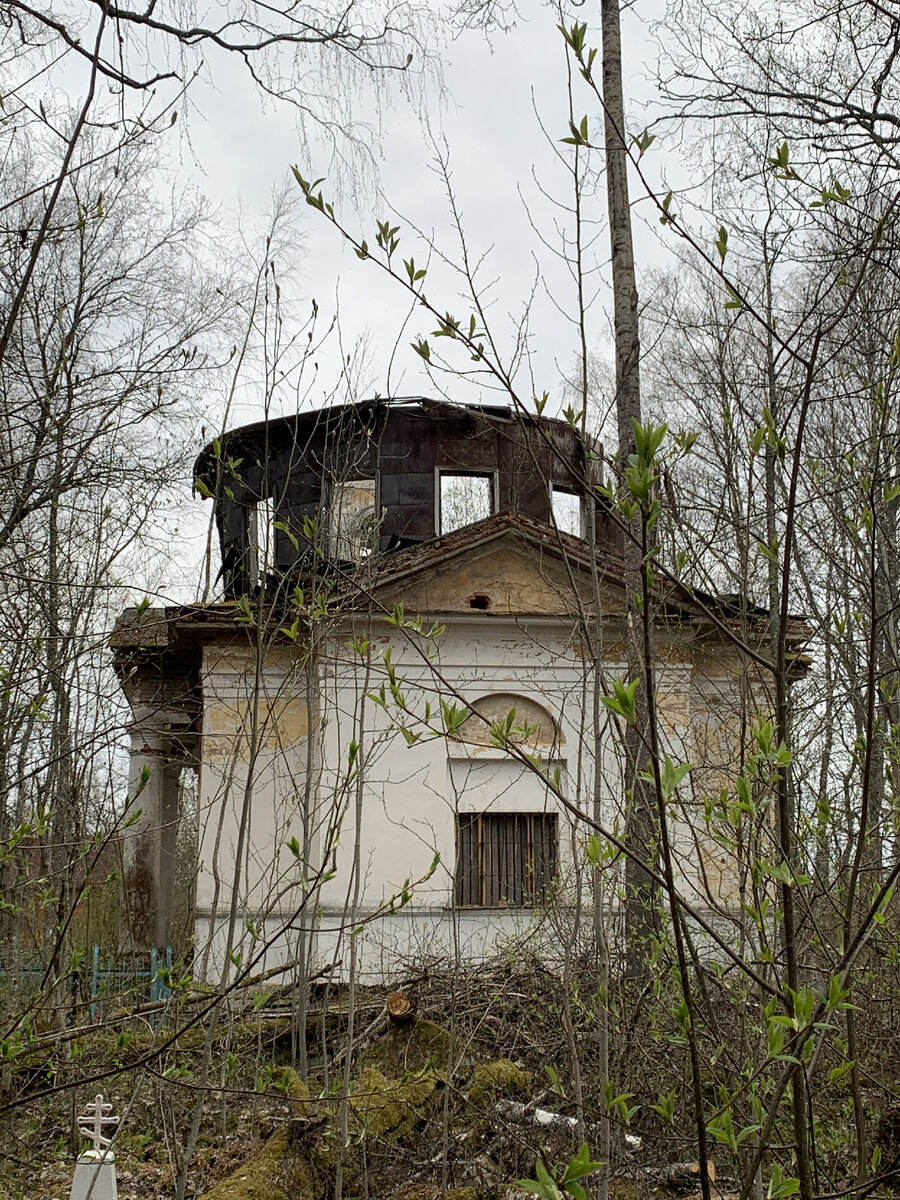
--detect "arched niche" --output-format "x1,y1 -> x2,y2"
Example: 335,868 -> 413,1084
456,693 -> 562,752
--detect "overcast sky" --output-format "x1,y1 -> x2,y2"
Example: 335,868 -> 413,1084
177,3 -> 669,429
93,1 -> 677,595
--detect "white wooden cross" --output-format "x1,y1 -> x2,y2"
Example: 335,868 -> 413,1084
76,1094 -> 119,1157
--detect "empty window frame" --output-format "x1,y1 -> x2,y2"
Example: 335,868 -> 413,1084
439,471 -> 495,535
248,496 -> 277,588
550,484 -> 585,538
330,478 -> 378,561
455,812 -> 557,907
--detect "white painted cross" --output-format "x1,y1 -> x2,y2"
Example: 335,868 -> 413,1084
76,1094 -> 119,1157
71,1095 -> 120,1200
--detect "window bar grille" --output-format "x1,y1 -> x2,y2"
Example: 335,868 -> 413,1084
455,813 -> 556,907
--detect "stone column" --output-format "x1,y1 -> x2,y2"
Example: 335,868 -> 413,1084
111,605 -> 200,954
122,721 -> 187,952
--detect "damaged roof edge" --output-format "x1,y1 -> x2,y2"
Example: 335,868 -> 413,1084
110,512 -> 808,653
192,395 -> 593,481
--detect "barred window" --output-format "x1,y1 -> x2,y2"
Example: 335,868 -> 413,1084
455,813 -> 557,907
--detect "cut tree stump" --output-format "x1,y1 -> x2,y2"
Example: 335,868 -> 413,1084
386,990 -> 417,1025
641,1161 -> 717,1190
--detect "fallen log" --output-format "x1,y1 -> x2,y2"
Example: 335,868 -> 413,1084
495,1099 -> 579,1130
332,1009 -> 388,1068
494,1098 -> 715,1192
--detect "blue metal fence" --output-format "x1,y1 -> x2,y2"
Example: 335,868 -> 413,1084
0,946 -> 173,1020
89,945 -> 173,1019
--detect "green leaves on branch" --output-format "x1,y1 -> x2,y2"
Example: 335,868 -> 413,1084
604,1080 -> 639,1123
623,419 -> 667,522
558,20 -> 588,55
633,419 -> 668,466
586,833 -> 618,867
404,256 -> 426,286
0,1036 -> 24,1064
767,142 -> 797,181
752,719 -> 793,766
632,128 -> 656,157
810,180 -> 851,208
485,707 -> 542,753
381,853 -> 440,918
441,700 -> 469,738
672,428 -> 699,455
274,519 -> 299,554
601,677 -> 638,724
715,225 -> 728,263
724,284 -> 744,312
561,115 -> 592,148
384,603 -> 445,641
823,973 -> 857,1013
518,1144 -> 603,1200
291,168 -> 333,218
767,1165 -> 801,1199
641,755 -> 693,799
563,403 -> 584,430
766,141 -> 851,208
293,165 -> 498,380
433,312 -> 460,338
558,21 -> 597,82
376,219 -> 400,257
235,594 -> 255,626
431,313 -> 484,365
707,1106 -> 759,1153
756,857 -> 809,890
750,405 -> 787,461
650,1086 -> 677,1125
873,884 -> 895,925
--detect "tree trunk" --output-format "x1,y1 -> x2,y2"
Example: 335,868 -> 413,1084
600,0 -> 657,972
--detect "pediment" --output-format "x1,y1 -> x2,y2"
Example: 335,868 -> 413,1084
371,527 -> 627,618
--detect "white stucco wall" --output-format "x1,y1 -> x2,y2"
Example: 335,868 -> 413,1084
190,614 -> 755,981
193,616 -> 628,979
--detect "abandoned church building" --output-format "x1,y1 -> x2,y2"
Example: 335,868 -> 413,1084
112,398 -> 798,979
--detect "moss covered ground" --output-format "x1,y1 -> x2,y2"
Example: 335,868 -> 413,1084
3,965 -> 779,1200
193,1014 -> 541,1199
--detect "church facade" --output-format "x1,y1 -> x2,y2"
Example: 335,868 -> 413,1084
112,398 -> 798,979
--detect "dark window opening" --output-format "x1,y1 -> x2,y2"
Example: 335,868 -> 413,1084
455,812 -> 557,907
468,593 -> 491,610
439,472 -> 494,535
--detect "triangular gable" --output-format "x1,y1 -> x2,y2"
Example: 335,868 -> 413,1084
362,517 -> 628,617
341,513 -> 805,658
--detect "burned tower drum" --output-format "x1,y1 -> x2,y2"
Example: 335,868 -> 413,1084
193,397 -> 619,597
